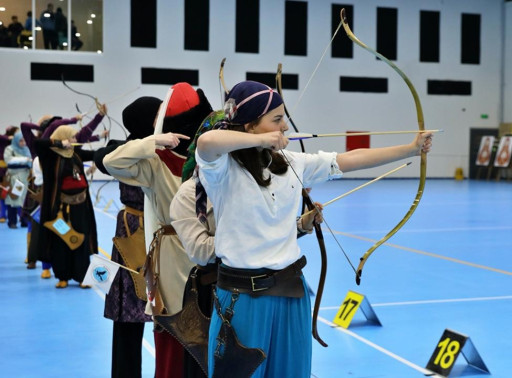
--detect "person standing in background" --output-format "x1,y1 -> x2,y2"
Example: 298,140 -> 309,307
1,126 -> 19,223
39,3 -> 57,49
54,7 -> 67,49
7,15 -> 23,47
3,132 -> 32,229
34,126 -> 98,288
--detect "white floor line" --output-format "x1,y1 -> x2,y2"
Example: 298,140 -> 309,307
317,316 -> 443,377
321,294 -> 512,310
93,206 -> 117,220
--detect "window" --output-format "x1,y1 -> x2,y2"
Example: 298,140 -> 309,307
0,0 -> 103,52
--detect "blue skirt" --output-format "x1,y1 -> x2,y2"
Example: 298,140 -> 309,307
208,276 -> 312,378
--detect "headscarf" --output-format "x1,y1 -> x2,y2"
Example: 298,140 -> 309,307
50,125 -> 78,158
11,132 -> 31,159
223,81 -> 283,125
122,96 -> 162,140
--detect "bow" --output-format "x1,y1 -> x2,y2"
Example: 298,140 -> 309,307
61,74 -> 129,142
277,65 -> 358,348
340,8 -> 427,285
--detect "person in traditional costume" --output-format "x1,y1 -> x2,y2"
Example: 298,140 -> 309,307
22,106 -> 107,273
1,126 -> 20,223
195,80 -> 433,377
102,83 -> 213,378
3,131 -> 32,228
169,111 -> 324,377
34,125 -> 98,288
93,96 -> 162,378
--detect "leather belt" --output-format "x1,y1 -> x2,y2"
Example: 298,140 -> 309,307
60,190 -> 87,205
217,255 -> 307,298
161,224 -> 176,235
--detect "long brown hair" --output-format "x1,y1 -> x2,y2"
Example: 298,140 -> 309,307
228,121 -> 288,187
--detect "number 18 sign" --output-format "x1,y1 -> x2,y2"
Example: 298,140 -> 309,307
425,328 -> 490,377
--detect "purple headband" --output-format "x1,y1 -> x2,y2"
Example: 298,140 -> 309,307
224,81 -> 283,125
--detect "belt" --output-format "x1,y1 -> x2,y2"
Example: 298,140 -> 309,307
217,255 -> 307,298
161,224 -> 176,235
60,190 -> 87,205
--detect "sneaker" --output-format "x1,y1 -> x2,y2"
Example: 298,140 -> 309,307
55,280 -> 68,288
79,283 -> 92,289
27,262 -> 36,269
41,269 -> 51,279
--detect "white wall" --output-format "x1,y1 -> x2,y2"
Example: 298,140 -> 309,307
0,0 -> 508,178
504,1 -> 512,123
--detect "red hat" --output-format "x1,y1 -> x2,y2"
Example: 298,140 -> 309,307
166,83 -> 200,117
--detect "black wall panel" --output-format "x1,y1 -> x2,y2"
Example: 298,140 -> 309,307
376,7 -> 398,61
246,72 -> 298,90
31,63 -> 94,82
427,80 -> 471,95
332,4 -> 353,58
131,0 -> 157,48
185,0 -> 209,51
420,10 -> 440,62
340,76 -> 388,93
236,0 -> 259,53
461,13 -> 481,64
141,68 -> 199,86
285,1 -> 308,56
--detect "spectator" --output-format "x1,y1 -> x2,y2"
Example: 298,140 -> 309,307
39,3 -> 58,49
71,20 -> 83,50
7,15 -> 24,47
54,7 -> 67,49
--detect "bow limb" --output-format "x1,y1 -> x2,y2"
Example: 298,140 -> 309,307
340,8 -> 427,285
218,58 -> 229,106
61,75 -> 128,141
276,64 -> 328,346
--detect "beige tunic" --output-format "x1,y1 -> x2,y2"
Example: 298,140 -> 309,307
103,136 -> 195,316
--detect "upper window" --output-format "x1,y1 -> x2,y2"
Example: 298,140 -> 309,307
0,0 -> 103,52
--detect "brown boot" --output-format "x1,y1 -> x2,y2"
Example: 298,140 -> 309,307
55,280 -> 68,288
41,269 -> 51,279
27,262 -> 36,269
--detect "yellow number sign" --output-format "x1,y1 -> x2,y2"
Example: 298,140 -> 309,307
333,291 -> 364,328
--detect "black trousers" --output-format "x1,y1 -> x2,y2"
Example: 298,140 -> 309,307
112,321 -> 145,378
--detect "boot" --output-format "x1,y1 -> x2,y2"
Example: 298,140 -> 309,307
55,280 -> 68,288
41,269 -> 51,279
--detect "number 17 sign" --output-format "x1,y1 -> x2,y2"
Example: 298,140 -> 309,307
333,290 -> 381,329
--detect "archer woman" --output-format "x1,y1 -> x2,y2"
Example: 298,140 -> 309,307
195,80 -> 432,377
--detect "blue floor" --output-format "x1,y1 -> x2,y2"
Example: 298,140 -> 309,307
1,178 -> 511,377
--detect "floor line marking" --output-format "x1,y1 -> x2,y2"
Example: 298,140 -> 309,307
330,230 -> 512,276
320,294 -> 512,310
317,316 -> 442,377
93,206 -> 117,220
